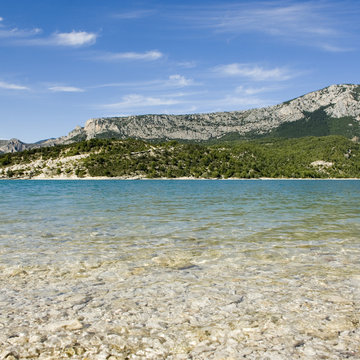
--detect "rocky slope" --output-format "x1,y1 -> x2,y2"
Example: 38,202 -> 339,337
0,138 -> 54,154
74,84 -> 360,142
1,84 -> 360,153
0,138 -> 30,153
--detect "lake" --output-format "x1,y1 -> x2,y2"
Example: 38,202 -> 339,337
0,180 -> 359,359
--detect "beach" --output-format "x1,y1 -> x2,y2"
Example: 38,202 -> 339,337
2,244 -> 360,359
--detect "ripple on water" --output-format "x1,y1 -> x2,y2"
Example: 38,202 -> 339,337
0,180 -> 359,358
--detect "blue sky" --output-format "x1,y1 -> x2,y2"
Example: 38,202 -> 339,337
0,0 -> 359,142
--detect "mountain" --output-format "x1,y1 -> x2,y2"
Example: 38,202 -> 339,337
50,84 -> 360,143
0,138 -> 54,154
0,138 -> 30,154
1,84 -> 360,153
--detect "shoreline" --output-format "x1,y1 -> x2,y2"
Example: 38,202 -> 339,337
1,176 -> 359,181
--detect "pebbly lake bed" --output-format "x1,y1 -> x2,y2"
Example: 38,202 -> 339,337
0,179 -> 359,359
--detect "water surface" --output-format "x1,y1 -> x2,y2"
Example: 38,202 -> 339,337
0,180 -> 359,359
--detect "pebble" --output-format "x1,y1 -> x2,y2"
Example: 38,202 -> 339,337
1,244 -> 360,359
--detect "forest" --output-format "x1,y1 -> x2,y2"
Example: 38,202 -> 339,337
0,136 -> 359,179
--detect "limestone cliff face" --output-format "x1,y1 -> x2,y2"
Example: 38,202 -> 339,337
65,84 -> 360,142
0,138 -> 29,153
1,84 -> 360,153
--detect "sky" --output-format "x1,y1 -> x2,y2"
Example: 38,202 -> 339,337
0,0 -> 359,142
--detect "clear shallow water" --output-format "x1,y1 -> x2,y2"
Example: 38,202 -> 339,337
0,180 -> 360,359
1,180 -> 359,267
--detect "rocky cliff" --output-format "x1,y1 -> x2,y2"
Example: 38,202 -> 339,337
0,138 -> 30,154
63,84 -> 360,142
1,84 -> 360,153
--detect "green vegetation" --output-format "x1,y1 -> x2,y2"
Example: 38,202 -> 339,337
352,85 -> 360,101
0,136 -> 359,179
211,110 -> 360,143
270,109 -> 360,139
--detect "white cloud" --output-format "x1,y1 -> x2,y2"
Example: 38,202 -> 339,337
194,93 -> 276,113
212,3 -> 337,37
0,17 -> 3,22
0,81 -> 29,90
49,86 -> 84,92
99,50 -> 163,61
0,24 -> 96,47
235,85 -> 275,95
102,94 -> 180,110
52,31 -> 97,46
165,91 -> 201,98
176,61 -> 197,68
168,74 -> 194,87
321,44 -> 352,52
183,2 -> 354,51
113,10 -> 155,19
90,80 -> 160,89
0,27 -> 42,38
214,63 -> 293,81
91,77 -> 200,92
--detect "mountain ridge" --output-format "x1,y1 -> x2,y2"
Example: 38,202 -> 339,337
1,84 -> 360,153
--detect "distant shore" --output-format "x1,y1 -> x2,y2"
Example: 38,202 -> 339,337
1,176 -> 359,181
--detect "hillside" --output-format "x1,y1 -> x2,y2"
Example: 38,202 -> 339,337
77,84 -> 360,142
1,136 -> 359,179
1,84 -> 360,154
56,84 -> 360,144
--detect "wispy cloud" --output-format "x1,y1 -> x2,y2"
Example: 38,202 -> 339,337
214,63 -> 294,81
49,86 -> 84,92
92,74 -> 196,91
26,31 -> 98,47
211,3 -> 336,37
90,80 -> 159,89
97,50 -> 163,61
176,61 -> 197,69
183,1 -> 357,51
0,80 -> 29,90
0,27 -> 42,39
320,44 -> 353,52
102,94 -> 180,110
113,10 -> 156,19
235,85 -> 276,95
99,89 -> 274,115
217,95 -> 272,108
0,19 -> 97,47
166,105 -> 198,114
167,74 -> 194,87
51,31 -> 97,47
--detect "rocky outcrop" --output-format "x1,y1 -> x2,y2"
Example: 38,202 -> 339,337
0,138 -> 30,153
0,127 -> 86,154
1,84 -> 360,153
64,84 -> 360,142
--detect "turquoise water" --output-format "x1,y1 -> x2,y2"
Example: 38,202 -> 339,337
0,180 -> 359,267
1,180 -> 360,358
